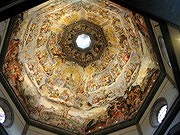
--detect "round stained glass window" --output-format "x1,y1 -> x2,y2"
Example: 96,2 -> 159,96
150,98 -> 168,127
157,105 -> 168,123
76,34 -> 91,50
0,97 -> 14,128
0,107 -> 6,123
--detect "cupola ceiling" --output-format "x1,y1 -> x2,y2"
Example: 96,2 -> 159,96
1,0 -> 164,134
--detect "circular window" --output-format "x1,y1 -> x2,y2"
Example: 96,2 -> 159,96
157,105 -> 168,123
0,107 -> 6,123
150,98 -> 168,127
76,34 -> 91,50
0,97 -> 14,128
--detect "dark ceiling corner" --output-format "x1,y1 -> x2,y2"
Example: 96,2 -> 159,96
111,0 -> 180,28
0,0 -> 47,22
0,0 -> 180,28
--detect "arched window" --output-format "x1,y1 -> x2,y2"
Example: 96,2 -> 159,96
150,97 -> 168,127
0,97 -> 14,128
